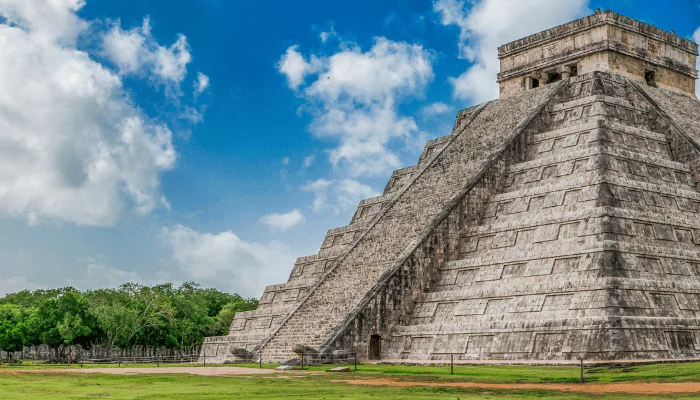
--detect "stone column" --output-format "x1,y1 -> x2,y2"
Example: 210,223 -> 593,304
558,65 -> 572,80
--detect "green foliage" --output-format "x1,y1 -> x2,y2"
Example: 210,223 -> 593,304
27,288 -> 100,356
212,296 -> 258,336
0,283 -> 252,354
0,370 -> 685,400
0,305 -> 28,357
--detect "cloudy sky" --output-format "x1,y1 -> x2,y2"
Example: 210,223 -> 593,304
0,0 -> 698,298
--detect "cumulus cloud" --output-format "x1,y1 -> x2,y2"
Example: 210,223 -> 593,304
0,0 -> 184,226
163,224 -> 297,297
434,0 -> 589,103
303,155 -> 315,168
65,263 -> 153,290
421,102 -> 451,116
0,275 -> 43,297
277,45 -> 321,90
258,209 -> 305,232
0,0 -> 87,42
319,27 -> 337,43
304,179 -> 379,213
194,72 -> 210,96
278,38 -> 434,177
103,16 -> 192,87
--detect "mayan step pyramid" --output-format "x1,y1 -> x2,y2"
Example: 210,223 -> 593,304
202,10 -> 700,363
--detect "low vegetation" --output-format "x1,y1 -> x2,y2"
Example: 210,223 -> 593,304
0,283 -> 258,360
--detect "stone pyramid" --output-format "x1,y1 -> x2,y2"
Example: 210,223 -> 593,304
202,10 -> 700,363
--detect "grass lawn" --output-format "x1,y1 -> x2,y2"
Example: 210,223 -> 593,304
1,362 -> 700,399
236,361 -> 700,383
0,372 -> 695,400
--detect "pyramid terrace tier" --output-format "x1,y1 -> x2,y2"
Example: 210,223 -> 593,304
386,320 -> 700,361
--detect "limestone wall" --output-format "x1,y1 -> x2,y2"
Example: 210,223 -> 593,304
377,72 -> 700,361
497,10 -> 698,98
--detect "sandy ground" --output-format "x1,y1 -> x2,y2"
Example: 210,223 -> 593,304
335,378 -> 700,395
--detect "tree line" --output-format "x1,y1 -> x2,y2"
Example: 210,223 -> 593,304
0,283 -> 257,361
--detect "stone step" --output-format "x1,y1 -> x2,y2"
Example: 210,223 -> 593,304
551,95 -> 645,114
489,173 -> 700,205
504,165 -> 694,193
530,119 -> 667,144
508,145 -> 688,174
465,205 -> 700,240
526,127 -> 671,160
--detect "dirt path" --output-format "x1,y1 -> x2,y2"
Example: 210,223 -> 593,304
334,378 -> 700,395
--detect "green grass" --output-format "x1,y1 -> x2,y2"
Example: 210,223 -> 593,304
236,361 -> 700,383
2,361 -> 700,399
0,361 -> 209,370
0,372 -> 693,400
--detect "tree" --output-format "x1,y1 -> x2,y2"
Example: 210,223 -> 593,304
212,297 -> 258,336
0,283 -> 254,357
0,305 -> 28,362
28,288 -> 99,360
88,284 -> 173,353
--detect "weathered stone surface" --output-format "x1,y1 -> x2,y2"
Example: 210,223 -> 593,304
201,10 -> 700,364
292,344 -> 319,357
498,10 -> 698,98
327,367 -> 350,372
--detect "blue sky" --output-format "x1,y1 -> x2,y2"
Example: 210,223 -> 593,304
0,0 -> 698,298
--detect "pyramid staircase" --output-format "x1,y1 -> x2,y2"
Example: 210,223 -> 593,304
199,117 -> 464,362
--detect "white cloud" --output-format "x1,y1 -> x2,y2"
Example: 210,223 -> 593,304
421,102 -> 451,116
434,0 -> 589,102
303,155 -> 315,168
0,275 -> 43,297
282,156 -> 290,165
304,179 -> 379,213
278,38 -> 434,177
0,1 -> 179,226
278,45 -> 321,90
163,224 -> 297,297
103,16 -> 192,88
694,27 -> 700,96
194,72 -> 210,96
258,209 -> 305,232
0,0 -> 87,42
66,263 -> 150,290
319,27 -> 336,43
181,106 -> 204,124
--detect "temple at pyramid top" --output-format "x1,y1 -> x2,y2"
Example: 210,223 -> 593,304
497,10 -> 698,98
202,10 -> 700,365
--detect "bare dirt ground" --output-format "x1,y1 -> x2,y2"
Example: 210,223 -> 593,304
334,378 -> 700,395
